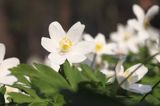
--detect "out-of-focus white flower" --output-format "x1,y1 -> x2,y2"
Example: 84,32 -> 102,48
83,33 -> 116,66
128,4 -> 159,43
41,21 -> 93,71
84,33 -> 116,55
110,24 -> 139,54
0,43 -> 20,85
4,86 -> 19,103
101,62 -> 115,83
116,61 -> 152,94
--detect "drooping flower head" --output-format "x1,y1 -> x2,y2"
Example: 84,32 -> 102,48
116,60 -> 151,94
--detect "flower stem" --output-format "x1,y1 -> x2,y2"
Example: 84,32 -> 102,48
139,80 -> 160,103
91,54 -> 97,68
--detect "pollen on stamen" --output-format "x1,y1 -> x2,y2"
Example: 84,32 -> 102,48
144,19 -> 150,29
59,36 -> 73,52
123,71 -> 134,83
95,43 -> 103,53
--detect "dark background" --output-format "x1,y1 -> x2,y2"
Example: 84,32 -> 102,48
0,0 -> 159,62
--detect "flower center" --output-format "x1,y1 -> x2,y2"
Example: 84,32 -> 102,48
123,32 -> 130,41
144,19 -> 150,29
123,71 -> 133,83
95,43 -> 103,53
59,36 -> 73,52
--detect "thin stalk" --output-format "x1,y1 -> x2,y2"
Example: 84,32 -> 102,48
91,54 -> 97,68
139,80 -> 160,102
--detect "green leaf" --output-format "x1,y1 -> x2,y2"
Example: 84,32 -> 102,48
80,64 -> 99,82
0,86 -> 5,105
62,61 -> 85,90
12,84 -> 40,99
9,92 -> 35,104
33,63 -> 70,90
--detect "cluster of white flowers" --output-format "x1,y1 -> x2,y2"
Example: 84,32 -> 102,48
0,4 -> 160,103
40,4 -> 160,94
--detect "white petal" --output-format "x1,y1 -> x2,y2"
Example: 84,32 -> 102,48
67,22 -> 85,43
115,60 -> 124,74
126,63 -> 148,83
67,54 -> 86,64
117,24 -> 125,33
0,43 -> 5,62
128,83 -> 152,94
49,21 -> 66,41
127,19 -> 141,30
104,43 -> 117,55
72,41 -> 94,55
0,76 -> 17,85
146,5 -> 159,20
41,37 -> 58,53
137,30 -> 150,41
5,86 -> 19,103
50,63 -> 60,72
48,53 -> 66,65
0,58 -> 20,72
95,33 -> 106,44
133,4 -> 145,23
44,57 -> 60,72
110,32 -> 119,42
83,34 -> 94,41
0,70 -> 10,77
101,69 -> 115,78
127,43 -> 139,53
107,77 -> 115,83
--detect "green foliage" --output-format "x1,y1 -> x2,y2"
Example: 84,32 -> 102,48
0,86 -> 6,106
1,47 -> 159,106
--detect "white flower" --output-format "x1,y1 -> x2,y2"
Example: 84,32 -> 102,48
0,43 -> 20,85
116,61 -> 152,94
110,24 -> 139,54
128,4 -> 159,42
101,62 -> 115,83
41,21 -> 93,71
4,86 -> 19,103
84,33 -> 116,55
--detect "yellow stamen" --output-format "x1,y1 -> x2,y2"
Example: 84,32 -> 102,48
95,43 -> 103,53
123,32 -> 130,41
123,71 -> 133,83
59,36 -> 73,52
144,19 -> 150,29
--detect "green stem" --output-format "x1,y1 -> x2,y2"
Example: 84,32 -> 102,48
91,54 -> 97,68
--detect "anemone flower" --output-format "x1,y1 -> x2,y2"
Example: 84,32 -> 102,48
41,21 -> 93,71
116,60 -> 151,94
128,4 -> 159,43
110,24 -> 139,54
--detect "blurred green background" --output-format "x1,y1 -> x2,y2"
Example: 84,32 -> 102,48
0,0 -> 159,62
